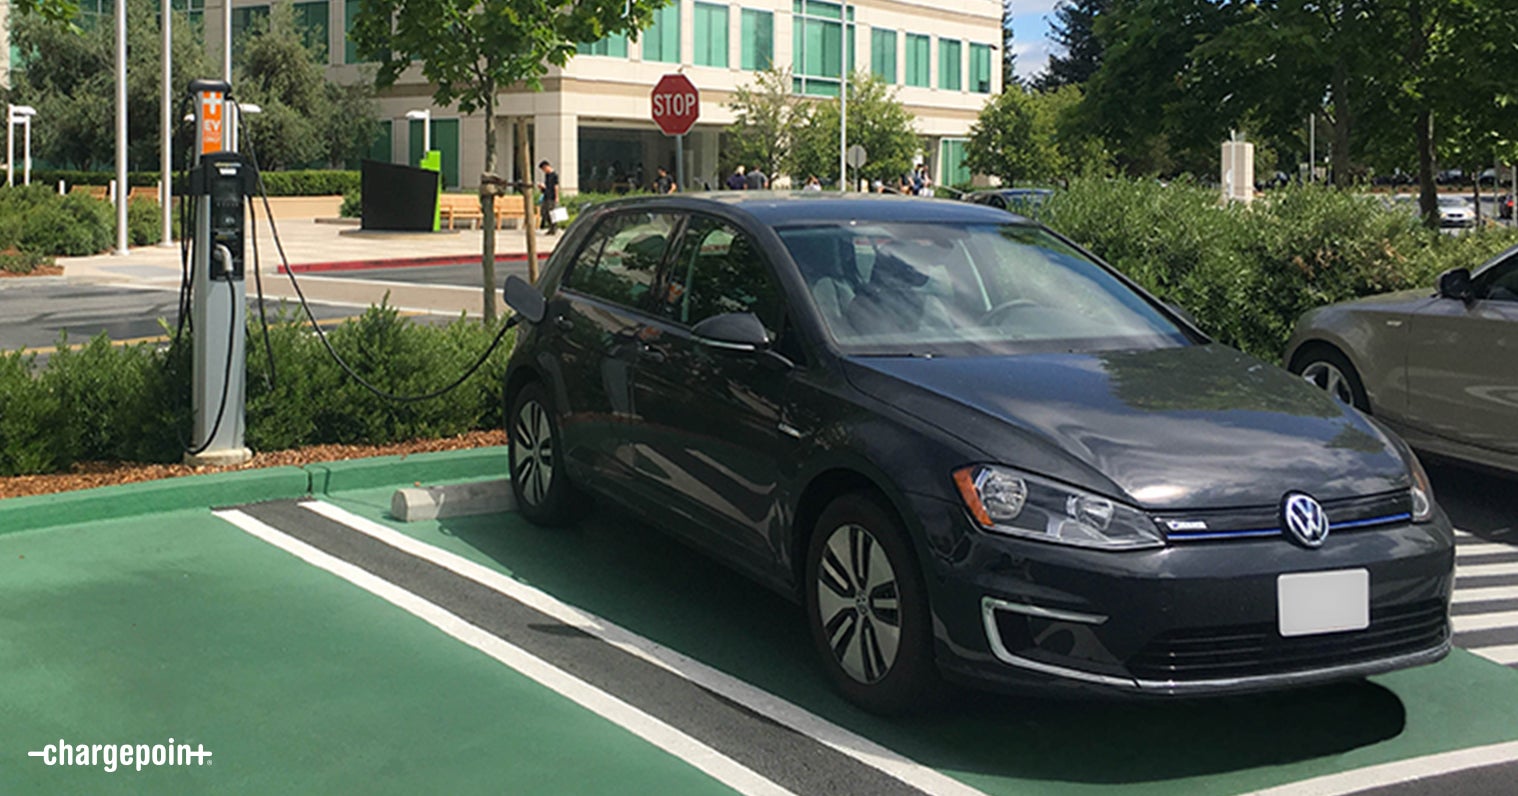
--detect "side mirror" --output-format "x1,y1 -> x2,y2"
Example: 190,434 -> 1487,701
691,312 -> 768,352
503,275 -> 546,324
1436,267 -> 1474,302
1165,301 -> 1201,329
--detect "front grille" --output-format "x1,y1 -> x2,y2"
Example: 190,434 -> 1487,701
1160,491 -> 1414,543
1127,599 -> 1447,682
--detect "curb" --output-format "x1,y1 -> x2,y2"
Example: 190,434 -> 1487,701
281,252 -> 550,274
0,446 -> 509,535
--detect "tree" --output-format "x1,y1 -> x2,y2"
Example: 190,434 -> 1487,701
1036,0 -> 1110,90
1001,0 -> 1019,88
235,2 -> 380,170
721,68 -> 802,181
965,85 -> 1105,185
350,0 -> 664,322
9,0 -> 213,171
789,73 -> 919,187
9,0 -> 79,26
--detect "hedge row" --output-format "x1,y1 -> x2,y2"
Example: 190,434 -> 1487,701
0,185 -> 182,259
1040,178 -> 1518,361
0,305 -> 512,476
27,169 -> 359,197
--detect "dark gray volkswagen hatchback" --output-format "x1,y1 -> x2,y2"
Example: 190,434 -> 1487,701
501,192 -> 1453,714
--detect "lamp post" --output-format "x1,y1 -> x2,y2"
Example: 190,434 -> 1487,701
406,109 -> 431,159
6,105 -> 37,187
838,1 -> 847,191
160,0 -> 174,246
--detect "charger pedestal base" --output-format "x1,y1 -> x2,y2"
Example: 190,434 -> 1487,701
183,447 -> 253,468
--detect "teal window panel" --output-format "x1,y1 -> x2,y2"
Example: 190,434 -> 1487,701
939,37 -> 961,91
643,2 -> 681,64
970,42 -> 992,93
741,9 -> 773,71
905,33 -> 929,87
870,28 -> 896,83
294,1 -> 329,61
941,138 -> 970,186
694,2 -> 728,67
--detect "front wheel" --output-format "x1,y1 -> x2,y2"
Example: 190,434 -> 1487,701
509,382 -> 585,526
1293,347 -> 1369,412
805,491 -> 940,714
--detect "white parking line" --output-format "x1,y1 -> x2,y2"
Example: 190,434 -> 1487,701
1242,739 -> 1518,796
1452,610 -> 1518,633
1455,560 -> 1518,578
1450,585 -> 1518,604
1456,542 -> 1518,557
1466,644 -> 1518,666
214,508 -> 794,796
299,499 -> 990,796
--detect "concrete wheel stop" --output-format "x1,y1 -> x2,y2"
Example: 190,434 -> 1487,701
391,479 -> 515,522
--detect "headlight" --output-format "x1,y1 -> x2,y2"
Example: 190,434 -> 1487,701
1408,453 -> 1434,523
952,465 -> 1164,550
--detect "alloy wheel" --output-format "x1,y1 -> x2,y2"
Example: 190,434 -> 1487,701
814,523 -> 902,684
513,398 -> 554,506
1301,360 -> 1355,406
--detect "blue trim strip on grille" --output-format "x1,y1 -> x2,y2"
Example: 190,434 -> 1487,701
1166,512 -> 1412,542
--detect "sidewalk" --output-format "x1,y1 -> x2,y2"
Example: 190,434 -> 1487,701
59,202 -> 561,317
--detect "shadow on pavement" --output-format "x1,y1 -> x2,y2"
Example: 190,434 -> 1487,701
434,503 -> 1408,786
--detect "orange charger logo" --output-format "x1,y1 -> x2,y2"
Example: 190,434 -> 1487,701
199,91 -> 224,154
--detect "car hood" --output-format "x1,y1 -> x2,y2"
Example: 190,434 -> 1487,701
845,344 -> 1409,511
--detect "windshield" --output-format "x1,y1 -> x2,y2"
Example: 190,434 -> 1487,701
779,223 -> 1190,356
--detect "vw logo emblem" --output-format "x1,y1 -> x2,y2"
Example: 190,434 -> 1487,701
1282,493 -> 1329,548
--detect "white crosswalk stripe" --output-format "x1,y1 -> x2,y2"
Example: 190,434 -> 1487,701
1453,530 -> 1518,668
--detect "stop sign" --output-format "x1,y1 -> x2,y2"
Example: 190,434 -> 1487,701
651,74 -> 700,137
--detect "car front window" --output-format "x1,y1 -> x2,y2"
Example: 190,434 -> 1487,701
778,222 -> 1189,355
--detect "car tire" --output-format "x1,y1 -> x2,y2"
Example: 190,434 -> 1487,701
805,491 -> 940,715
509,382 -> 585,526
1293,346 -> 1370,412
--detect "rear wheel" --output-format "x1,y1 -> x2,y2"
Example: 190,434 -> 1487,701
509,382 -> 584,526
1293,346 -> 1370,412
805,491 -> 940,714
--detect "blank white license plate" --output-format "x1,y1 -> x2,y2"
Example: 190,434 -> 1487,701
1277,569 -> 1369,637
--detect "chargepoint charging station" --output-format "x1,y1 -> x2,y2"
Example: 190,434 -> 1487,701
184,79 -> 254,466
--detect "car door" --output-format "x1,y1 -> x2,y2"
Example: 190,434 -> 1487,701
549,210 -> 680,482
1405,255 -> 1518,453
628,214 -> 802,567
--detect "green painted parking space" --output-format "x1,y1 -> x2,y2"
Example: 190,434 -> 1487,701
0,510 -> 735,795
323,485 -> 1518,795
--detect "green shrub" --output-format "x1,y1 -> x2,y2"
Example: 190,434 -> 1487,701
127,197 -> 183,246
0,249 -> 51,274
1040,178 -> 1518,361
562,190 -> 648,221
256,170 -> 361,196
340,189 -> 362,218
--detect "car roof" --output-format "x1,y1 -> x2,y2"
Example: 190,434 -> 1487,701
586,191 -> 1023,226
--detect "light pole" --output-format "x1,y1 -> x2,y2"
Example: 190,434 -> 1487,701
6,105 -> 37,187
115,0 -> 128,255
160,0 -> 174,246
406,109 -> 431,160
838,1 -> 848,191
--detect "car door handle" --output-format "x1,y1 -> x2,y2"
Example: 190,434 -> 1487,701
640,344 -> 667,364
553,315 -> 574,332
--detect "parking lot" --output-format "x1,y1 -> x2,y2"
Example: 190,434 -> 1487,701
4,454 -> 1518,794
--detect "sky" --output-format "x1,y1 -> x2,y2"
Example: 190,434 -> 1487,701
1007,0 -> 1062,83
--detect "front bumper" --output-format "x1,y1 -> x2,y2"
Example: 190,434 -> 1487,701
909,494 -> 1454,696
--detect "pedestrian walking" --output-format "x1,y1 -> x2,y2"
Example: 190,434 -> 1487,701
745,165 -> 769,190
654,166 -> 677,194
726,165 -> 748,190
537,160 -> 560,236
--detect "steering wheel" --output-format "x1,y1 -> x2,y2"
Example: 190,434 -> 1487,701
980,299 -> 1039,326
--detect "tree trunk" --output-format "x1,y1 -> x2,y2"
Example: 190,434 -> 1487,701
1416,108 -> 1437,229
1329,62 -> 1353,187
481,87 -> 499,324
517,117 -> 539,285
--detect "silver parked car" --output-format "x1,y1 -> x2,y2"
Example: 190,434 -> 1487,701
1286,245 -> 1518,474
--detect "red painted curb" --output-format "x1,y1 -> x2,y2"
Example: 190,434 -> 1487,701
279,251 -> 550,274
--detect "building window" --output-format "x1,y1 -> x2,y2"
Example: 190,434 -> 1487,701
741,9 -> 773,71
643,2 -> 681,64
870,28 -> 896,83
694,2 -> 728,68
938,38 -> 961,91
941,138 -> 969,187
577,34 -> 629,58
969,43 -> 992,93
174,0 -> 204,28
904,33 -> 929,88
294,1 -> 329,61
792,0 -> 854,97
231,5 -> 270,45
409,117 -> 460,188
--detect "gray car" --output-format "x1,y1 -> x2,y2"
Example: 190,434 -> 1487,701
1286,244 -> 1518,474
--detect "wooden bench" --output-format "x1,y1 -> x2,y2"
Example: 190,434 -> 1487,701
68,184 -> 109,201
127,185 -> 161,203
438,193 -> 538,230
